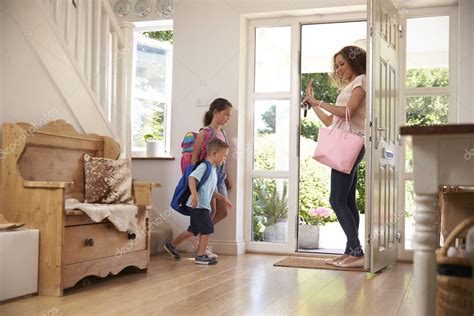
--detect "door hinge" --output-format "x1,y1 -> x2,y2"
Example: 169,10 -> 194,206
367,233 -> 371,245
398,24 -> 403,38
370,26 -> 373,37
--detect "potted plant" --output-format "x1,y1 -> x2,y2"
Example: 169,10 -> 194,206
144,112 -> 164,157
253,181 -> 288,243
298,207 -> 334,249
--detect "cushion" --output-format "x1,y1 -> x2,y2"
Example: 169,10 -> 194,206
84,154 -> 134,204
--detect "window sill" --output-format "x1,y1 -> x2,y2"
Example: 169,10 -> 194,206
131,156 -> 175,161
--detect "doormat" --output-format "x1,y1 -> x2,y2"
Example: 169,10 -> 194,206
273,256 -> 368,272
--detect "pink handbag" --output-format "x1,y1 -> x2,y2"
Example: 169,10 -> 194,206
313,108 -> 364,174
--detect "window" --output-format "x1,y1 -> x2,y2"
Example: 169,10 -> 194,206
405,16 -> 450,126
400,10 -> 457,254
131,25 -> 173,156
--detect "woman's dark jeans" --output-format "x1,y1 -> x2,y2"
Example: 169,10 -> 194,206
329,146 -> 365,257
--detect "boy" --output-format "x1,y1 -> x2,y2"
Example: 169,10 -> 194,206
164,138 -> 232,265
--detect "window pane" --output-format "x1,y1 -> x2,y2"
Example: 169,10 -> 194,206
301,22 -> 366,74
406,16 -> 449,88
253,100 -> 290,171
252,178 -> 289,243
404,180 -> 415,250
255,26 -> 291,92
132,35 -> 172,152
406,95 -> 448,126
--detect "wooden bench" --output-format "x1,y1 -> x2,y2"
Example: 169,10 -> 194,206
1,120 -> 160,296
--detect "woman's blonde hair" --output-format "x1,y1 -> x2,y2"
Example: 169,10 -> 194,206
330,45 -> 366,90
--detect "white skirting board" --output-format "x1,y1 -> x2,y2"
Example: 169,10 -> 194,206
0,229 -> 39,301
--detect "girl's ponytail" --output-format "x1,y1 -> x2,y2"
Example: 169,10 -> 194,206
203,110 -> 214,126
203,98 -> 233,126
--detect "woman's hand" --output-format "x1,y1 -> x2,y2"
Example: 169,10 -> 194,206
306,79 -> 314,98
302,95 -> 318,108
225,177 -> 232,191
303,79 -> 319,108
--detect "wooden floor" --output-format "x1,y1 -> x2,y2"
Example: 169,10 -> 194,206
0,254 -> 414,316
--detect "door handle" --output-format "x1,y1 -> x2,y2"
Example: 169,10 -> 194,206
374,117 -> 387,150
397,134 -> 402,146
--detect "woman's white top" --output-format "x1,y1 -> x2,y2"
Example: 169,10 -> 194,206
332,74 -> 366,136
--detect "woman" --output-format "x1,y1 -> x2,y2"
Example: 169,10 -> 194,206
302,45 -> 366,268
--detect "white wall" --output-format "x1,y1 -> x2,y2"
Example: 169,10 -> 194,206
458,0 -> 474,123
1,2 -> 81,131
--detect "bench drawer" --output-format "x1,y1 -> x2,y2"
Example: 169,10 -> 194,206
63,222 -> 147,265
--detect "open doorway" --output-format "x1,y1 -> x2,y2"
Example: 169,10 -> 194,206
297,21 -> 367,254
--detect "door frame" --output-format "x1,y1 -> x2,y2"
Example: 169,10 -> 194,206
244,12 -> 367,254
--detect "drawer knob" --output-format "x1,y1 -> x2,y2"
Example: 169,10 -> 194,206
128,233 -> 136,240
84,238 -> 94,247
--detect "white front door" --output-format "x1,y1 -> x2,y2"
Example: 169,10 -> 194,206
366,0 -> 402,272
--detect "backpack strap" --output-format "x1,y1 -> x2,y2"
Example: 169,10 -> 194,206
204,126 -> 228,182
221,129 -> 228,144
205,126 -> 228,144
195,160 -> 212,190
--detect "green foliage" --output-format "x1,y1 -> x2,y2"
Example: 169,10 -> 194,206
143,109 -> 164,141
406,95 -> 448,126
301,73 -> 339,104
258,105 -> 276,135
253,180 -> 288,227
252,217 -> 265,241
406,68 -> 448,88
299,208 -> 337,226
406,68 -> 448,126
299,153 -> 330,211
300,118 -> 319,142
356,159 -> 366,214
253,134 -> 276,170
142,30 -> 173,44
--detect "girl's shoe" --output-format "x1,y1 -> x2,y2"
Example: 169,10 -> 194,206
335,256 -> 364,268
205,248 -> 218,259
324,254 -> 348,265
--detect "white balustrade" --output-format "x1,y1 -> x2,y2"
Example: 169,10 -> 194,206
40,0 -> 128,142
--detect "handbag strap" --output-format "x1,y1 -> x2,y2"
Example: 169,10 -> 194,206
342,107 -> 354,134
332,107 -> 353,134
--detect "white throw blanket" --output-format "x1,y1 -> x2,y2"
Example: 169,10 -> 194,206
65,199 -> 139,234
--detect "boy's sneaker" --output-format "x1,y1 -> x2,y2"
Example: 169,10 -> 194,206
195,255 -> 218,265
163,242 -> 181,259
205,248 -> 218,259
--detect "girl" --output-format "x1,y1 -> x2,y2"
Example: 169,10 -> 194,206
302,45 -> 366,268
190,98 -> 233,256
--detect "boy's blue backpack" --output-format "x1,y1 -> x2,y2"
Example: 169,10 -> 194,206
171,160 -> 212,216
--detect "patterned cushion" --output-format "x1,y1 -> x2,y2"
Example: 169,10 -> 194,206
84,154 -> 134,204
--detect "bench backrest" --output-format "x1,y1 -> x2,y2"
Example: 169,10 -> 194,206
3,120 -> 120,201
